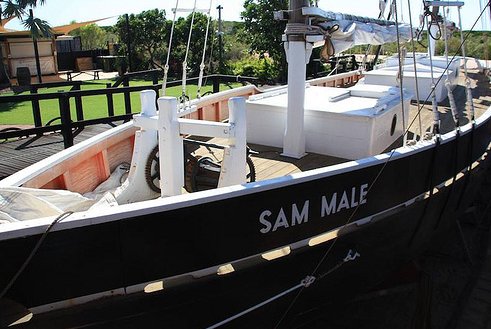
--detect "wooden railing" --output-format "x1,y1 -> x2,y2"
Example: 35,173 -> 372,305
308,70 -> 363,88
0,71 -> 362,149
0,74 -> 262,149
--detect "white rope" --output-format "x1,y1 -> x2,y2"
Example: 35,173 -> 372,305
206,276 -> 315,329
442,7 -> 459,127
197,0 -> 213,99
407,0 -> 423,141
425,10 -> 441,135
181,0 -> 198,104
457,5 -> 475,121
393,0 -> 407,146
162,0 -> 180,96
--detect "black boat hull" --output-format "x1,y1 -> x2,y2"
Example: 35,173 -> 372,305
1,111 -> 491,327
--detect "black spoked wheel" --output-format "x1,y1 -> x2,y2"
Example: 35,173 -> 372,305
246,156 -> 256,182
145,145 -> 161,193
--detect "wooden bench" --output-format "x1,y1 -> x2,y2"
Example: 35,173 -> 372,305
58,70 -> 74,81
83,69 -> 102,80
70,69 -> 103,80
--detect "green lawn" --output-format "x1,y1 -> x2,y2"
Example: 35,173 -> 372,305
0,79 -> 240,125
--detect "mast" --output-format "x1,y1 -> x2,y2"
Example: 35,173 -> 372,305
282,0 -> 312,158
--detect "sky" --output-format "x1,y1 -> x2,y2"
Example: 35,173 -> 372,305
4,0 -> 490,32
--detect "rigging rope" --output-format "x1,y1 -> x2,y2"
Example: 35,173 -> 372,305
424,6 -> 441,136
457,5 -> 475,121
393,0 -> 408,147
197,0 -> 214,99
207,3 -> 490,328
162,0 -> 180,96
181,0 -> 198,105
274,4 -> 490,325
407,0 -> 423,141
0,212 -> 73,300
442,6 -> 459,128
207,276 -> 316,329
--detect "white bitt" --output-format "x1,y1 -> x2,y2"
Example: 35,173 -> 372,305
158,96 -> 184,197
114,90 -> 159,204
282,41 -> 312,159
428,24 -> 439,58
218,97 -> 247,187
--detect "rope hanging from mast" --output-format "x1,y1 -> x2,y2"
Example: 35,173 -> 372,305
393,0 -> 408,146
423,4 -> 441,136
181,0 -> 198,105
442,6 -> 459,128
162,0 -> 180,96
457,5 -> 475,122
407,0 -> 423,141
197,0 -> 214,99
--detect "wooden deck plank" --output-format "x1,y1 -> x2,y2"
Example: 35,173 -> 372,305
0,125 -> 115,180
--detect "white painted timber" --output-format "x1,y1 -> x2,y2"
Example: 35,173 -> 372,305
246,85 -> 411,160
114,90 -> 159,204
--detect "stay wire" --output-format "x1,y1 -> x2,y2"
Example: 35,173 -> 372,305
162,0 -> 180,96
181,0 -> 198,104
197,0 -> 214,98
275,3 -> 490,326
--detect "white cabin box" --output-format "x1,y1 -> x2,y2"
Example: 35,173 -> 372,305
382,53 -> 460,81
363,64 -> 453,103
246,85 -> 411,160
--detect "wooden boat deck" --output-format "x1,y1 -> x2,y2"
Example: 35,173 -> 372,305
0,69 -> 489,184
0,124 -> 117,180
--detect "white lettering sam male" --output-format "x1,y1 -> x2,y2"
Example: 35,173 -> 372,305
258,184 -> 368,234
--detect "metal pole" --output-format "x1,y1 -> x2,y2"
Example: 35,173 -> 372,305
125,14 -> 132,72
217,5 -> 224,74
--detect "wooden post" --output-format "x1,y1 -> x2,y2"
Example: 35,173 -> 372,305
152,70 -> 158,85
72,83 -> 84,121
213,75 -> 220,94
59,93 -> 74,148
106,83 -> 114,117
30,86 -> 42,129
123,78 -> 132,114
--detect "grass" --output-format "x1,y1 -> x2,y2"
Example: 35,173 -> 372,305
0,79 -> 240,125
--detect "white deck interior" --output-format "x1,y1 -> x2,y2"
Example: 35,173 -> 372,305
246,84 -> 410,160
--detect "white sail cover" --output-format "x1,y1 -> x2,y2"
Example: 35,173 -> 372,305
318,20 -> 414,54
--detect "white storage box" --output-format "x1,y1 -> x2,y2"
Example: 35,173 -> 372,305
382,53 -> 460,80
363,64 -> 453,102
246,85 -> 411,160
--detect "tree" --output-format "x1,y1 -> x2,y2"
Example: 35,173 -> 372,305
0,0 -> 51,38
70,24 -> 114,50
171,13 -> 214,78
115,9 -> 168,71
241,0 -> 288,81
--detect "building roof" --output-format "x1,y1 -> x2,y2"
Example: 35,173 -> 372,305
0,17 -> 113,38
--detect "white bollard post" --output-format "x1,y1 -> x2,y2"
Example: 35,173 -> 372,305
218,97 -> 247,187
158,96 -> 184,197
141,90 -> 157,117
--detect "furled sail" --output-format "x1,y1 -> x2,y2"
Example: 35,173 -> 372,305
298,7 -> 414,57
318,20 -> 414,55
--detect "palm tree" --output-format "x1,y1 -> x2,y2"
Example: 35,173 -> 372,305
0,1 -> 52,83
0,0 -> 52,38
